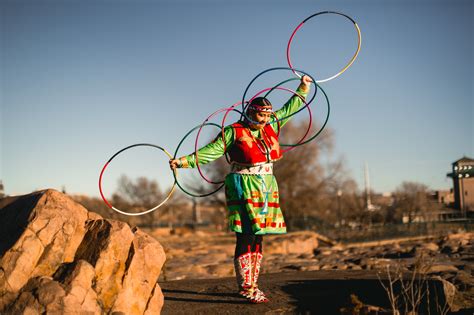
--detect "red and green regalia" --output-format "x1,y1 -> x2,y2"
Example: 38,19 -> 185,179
178,85 -> 309,235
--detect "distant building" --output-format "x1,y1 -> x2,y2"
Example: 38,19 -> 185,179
447,156 -> 474,215
433,189 -> 455,206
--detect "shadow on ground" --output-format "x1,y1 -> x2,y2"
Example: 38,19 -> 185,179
160,270 -> 473,314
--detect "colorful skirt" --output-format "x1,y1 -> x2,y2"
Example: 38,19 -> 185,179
225,172 -> 287,235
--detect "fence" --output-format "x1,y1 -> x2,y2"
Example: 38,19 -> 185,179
314,220 -> 474,243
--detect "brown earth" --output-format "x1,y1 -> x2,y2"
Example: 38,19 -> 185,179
151,229 -> 474,314
160,270 -> 471,315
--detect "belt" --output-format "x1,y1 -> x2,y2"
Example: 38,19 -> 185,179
231,163 -> 273,175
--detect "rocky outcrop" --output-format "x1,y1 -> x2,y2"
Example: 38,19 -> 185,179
0,189 -> 166,314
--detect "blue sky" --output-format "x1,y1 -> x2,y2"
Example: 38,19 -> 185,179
1,0 -> 472,198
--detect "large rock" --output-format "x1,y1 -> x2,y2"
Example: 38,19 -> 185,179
61,260 -> 102,313
265,231 -> 320,255
112,228 -> 166,314
0,189 -> 166,314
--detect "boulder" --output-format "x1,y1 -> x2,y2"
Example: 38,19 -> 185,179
265,231 -> 319,255
0,189 -> 166,314
111,228 -> 166,314
421,242 -> 440,252
144,283 -> 165,314
61,260 -> 101,314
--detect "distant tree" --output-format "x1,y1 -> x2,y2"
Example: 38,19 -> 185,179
330,179 -> 368,227
184,156 -> 229,231
391,181 -> 430,223
70,175 -> 188,228
112,175 -> 163,208
273,119 -> 357,230
72,195 -> 117,220
109,175 -> 189,228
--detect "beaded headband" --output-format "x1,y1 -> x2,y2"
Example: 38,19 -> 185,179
248,97 -> 273,113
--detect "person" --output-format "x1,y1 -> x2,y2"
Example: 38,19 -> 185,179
169,75 -> 312,303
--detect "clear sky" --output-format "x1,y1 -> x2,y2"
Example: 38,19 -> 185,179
1,0 -> 473,198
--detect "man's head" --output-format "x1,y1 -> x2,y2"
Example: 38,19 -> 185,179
247,97 -> 273,130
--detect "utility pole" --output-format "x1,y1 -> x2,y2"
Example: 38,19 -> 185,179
192,197 -> 201,226
337,189 -> 342,227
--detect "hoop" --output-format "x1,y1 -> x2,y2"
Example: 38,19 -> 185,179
174,122 -> 225,197
243,83 -> 308,126
287,11 -> 361,83
240,67 -> 317,122
280,81 -> 330,147
243,85 -> 313,153
98,143 -> 177,216
220,105 -> 245,154
194,102 -> 240,185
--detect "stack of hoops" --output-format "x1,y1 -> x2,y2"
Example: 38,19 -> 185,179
99,11 -> 362,216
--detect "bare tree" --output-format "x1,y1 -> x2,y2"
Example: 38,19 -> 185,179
112,175 -> 163,208
274,119 -> 358,230
186,155 -> 229,231
330,178 -> 368,227
392,181 -> 430,224
108,175 -> 190,227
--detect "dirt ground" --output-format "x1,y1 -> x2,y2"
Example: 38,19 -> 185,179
159,270 -> 473,315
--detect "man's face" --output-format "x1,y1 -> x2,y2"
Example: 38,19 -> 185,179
249,110 -> 272,130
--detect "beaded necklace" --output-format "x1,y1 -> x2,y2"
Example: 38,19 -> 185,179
247,127 -> 272,161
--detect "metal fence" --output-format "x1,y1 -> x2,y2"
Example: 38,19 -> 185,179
314,220 -> 474,243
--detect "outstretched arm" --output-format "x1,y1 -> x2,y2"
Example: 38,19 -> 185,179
169,126 -> 234,169
272,75 -> 313,130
